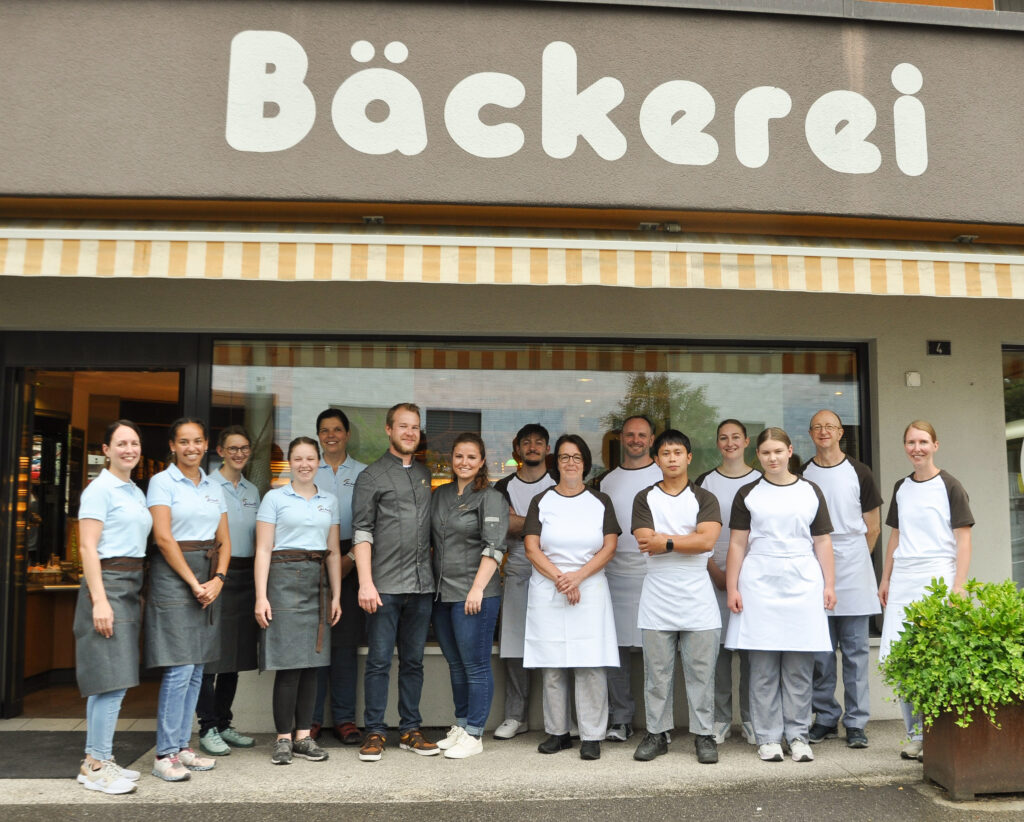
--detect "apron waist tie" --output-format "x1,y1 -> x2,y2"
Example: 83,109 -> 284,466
99,556 -> 144,572
271,550 -> 328,654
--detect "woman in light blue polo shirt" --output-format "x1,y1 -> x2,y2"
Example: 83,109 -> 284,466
255,436 -> 342,766
197,425 -> 261,756
146,418 -> 231,783
74,420 -> 152,795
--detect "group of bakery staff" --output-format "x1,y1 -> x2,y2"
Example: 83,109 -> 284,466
72,410 -> 970,793
492,412 -> 971,767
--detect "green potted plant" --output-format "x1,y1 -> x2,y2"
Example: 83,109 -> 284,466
880,578 -> 1024,800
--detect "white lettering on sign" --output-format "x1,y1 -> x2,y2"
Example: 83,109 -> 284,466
224,32 -> 928,176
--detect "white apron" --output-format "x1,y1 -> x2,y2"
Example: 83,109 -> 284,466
523,572 -> 619,668
831,533 -> 883,617
724,552 -> 831,652
606,569 -> 644,648
878,557 -> 955,662
713,586 -> 733,643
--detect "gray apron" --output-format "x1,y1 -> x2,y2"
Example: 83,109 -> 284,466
144,539 -> 221,668
259,550 -> 330,671
204,556 -> 258,675
74,558 -> 144,696
331,541 -> 365,649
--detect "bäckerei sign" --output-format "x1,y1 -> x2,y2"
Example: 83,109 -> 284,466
1,0 -> 1020,223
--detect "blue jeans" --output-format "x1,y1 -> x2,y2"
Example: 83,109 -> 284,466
432,596 -> 500,737
363,593 -> 433,735
85,689 -> 126,761
313,645 -> 358,725
156,663 -> 204,756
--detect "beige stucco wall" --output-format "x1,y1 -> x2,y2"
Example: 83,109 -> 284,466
3,274 -> 1018,729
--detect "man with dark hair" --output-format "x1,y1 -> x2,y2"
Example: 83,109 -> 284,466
631,429 -> 723,765
352,403 -> 438,761
800,409 -> 882,750
310,408 -> 367,746
492,423 -> 555,739
593,415 -> 662,742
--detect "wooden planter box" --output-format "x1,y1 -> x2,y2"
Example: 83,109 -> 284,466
923,702 -> 1024,800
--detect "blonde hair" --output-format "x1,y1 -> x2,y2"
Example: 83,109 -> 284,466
904,420 -> 937,443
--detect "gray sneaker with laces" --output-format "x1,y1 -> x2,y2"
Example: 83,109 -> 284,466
293,736 -> 329,761
271,737 -> 293,765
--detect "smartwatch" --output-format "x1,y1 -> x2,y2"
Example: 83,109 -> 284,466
665,538 -> 674,554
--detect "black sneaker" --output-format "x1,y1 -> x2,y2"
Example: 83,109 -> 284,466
633,732 -> 668,761
579,740 -> 601,760
537,733 -> 572,754
293,736 -> 328,761
808,723 -> 838,744
846,727 -> 869,748
695,734 -> 719,764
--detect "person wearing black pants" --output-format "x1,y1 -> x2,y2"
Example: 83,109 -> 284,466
255,437 -> 342,765
197,426 -> 261,755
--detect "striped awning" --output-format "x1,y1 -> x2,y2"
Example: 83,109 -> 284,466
2,221 -> 1024,299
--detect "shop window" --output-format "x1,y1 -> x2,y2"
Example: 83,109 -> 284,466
210,340 -> 867,491
1003,348 -> 1024,586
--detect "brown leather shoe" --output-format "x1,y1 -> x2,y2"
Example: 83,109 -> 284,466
309,723 -> 322,741
399,729 -> 440,756
334,722 -> 363,746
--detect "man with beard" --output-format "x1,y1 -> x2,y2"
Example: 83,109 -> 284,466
593,415 -> 663,742
352,403 -> 439,761
492,424 -> 555,739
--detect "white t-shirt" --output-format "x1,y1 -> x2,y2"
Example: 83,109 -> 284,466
494,472 -> 556,574
631,482 -> 722,631
730,476 -> 832,557
696,467 -> 760,571
596,462 -> 664,576
522,487 -> 620,571
800,456 -> 882,539
885,470 -> 973,563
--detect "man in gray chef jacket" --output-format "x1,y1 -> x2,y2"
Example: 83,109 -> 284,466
351,402 -> 439,761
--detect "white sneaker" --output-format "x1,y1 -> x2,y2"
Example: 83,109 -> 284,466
712,721 -> 732,745
177,747 -> 216,771
78,760 -> 137,794
790,738 -> 814,762
493,719 -> 528,739
444,733 -> 484,759
108,758 -> 140,781
437,725 -> 466,750
742,721 -> 757,745
758,742 -> 784,761
901,739 -> 924,761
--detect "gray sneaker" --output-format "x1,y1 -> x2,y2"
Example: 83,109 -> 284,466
271,737 -> 293,765
293,736 -> 329,761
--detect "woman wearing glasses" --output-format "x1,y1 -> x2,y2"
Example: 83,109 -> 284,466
196,426 -> 261,756
523,434 -> 620,761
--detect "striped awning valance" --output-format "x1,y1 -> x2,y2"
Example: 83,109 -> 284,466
2,221 -> 1023,299
213,341 -> 857,379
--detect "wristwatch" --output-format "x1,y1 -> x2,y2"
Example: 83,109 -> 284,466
665,538 -> 674,554
214,572 -> 227,582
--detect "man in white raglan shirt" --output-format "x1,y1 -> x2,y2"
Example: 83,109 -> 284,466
593,415 -> 663,742
493,424 -> 556,739
800,409 -> 882,749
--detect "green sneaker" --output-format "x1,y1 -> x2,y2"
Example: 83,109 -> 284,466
219,726 -> 255,748
199,727 -> 231,756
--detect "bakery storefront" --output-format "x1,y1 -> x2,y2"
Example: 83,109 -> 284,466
1,0 -> 1022,728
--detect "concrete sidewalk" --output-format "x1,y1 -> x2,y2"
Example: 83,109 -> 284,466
0,719 -> 958,806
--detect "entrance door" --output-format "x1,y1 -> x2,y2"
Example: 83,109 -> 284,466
5,369 -> 181,717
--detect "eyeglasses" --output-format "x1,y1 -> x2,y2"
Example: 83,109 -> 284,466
809,424 -> 841,433
557,454 -> 584,464
225,446 -> 251,455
